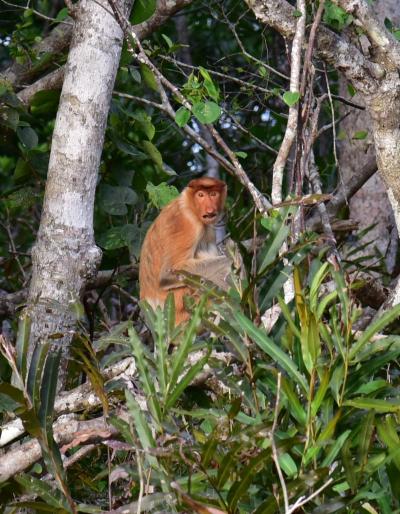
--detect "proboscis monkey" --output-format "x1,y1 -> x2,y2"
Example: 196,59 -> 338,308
139,177 -> 231,324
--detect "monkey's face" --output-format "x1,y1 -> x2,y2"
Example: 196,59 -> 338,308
193,189 -> 223,225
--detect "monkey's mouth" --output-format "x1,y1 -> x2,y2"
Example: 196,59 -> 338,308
203,213 -> 217,220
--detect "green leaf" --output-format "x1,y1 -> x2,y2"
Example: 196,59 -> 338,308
175,106 -> 191,127
321,429 -> 351,467
278,452 -> 297,478
128,327 -> 162,425
166,350 -> 210,409
17,127 -> 38,149
113,137 -> 148,160
55,7 -> 69,21
349,304 -> 400,360
168,297 -> 207,392
141,140 -> 163,168
235,151 -> 247,159
98,184 -> 138,215
233,310 -> 308,392
0,107 -> 19,130
352,130 -> 368,140
97,226 -> 128,250
227,450 -> 271,510
344,397 -> 400,413
347,83 -> 356,97
16,314 -> 31,382
131,0 -> 156,24
140,63 -> 158,91
282,91 -> 300,107
146,181 -> 179,209
30,90 -> 60,115
192,101 -> 221,124
293,9 -> 302,18
323,1 -> 351,30
358,410 -> 375,469
125,390 -> 158,467
15,475 -> 70,510
309,262 -> 329,314
128,66 -> 141,83
161,33 -> 173,48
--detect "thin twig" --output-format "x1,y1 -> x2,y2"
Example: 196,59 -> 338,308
107,0 -> 272,215
160,54 -> 275,95
271,0 -> 306,204
0,0 -> 73,24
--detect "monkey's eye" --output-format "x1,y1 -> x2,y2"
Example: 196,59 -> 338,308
197,191 -> 205,197
210,191 -> 217,197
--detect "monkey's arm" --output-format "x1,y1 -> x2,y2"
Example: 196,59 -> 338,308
160,255 -> 232,291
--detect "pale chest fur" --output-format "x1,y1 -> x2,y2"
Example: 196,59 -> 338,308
195,225 -> 219,259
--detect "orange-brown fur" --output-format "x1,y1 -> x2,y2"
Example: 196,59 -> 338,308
139,177 -> 227,324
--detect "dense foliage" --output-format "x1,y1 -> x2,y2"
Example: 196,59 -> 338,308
1,1 -> 400,513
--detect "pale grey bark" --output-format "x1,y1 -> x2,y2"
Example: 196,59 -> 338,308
25,0 -> 134,376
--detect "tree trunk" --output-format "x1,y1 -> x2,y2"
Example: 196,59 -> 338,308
24,0 -> 133,382
338,0 -> 400,274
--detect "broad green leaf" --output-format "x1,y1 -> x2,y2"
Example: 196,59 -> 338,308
278,452 -> 297,478
323,1 -> 351,30
17,127 -> 38,149
140,63 -> 158,91
128,66 -> 141,83
142,140 -> 163,168
131,0 -> 156,24
30,90 -> 60,115
192,101 -> 221,124
98,184 -> 138,216
175,106 -> 191,127
55,7 -> 68,21
282,91 -> 300,107
146,181 -> 179,209
161,33 -> 173,48
233,311 -> 308,392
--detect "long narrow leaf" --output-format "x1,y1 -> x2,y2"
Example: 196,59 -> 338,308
233,311 -> 308,392
27,341 -> 50,411
168,295 -> 207,392
309,262 -> 329,314
349,304 -> 400,360
128,327 -> 162,425
15,314 -> 31,381
165,350 -> 210,409
155,306 -> 167,397
14,474 -> 70,511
